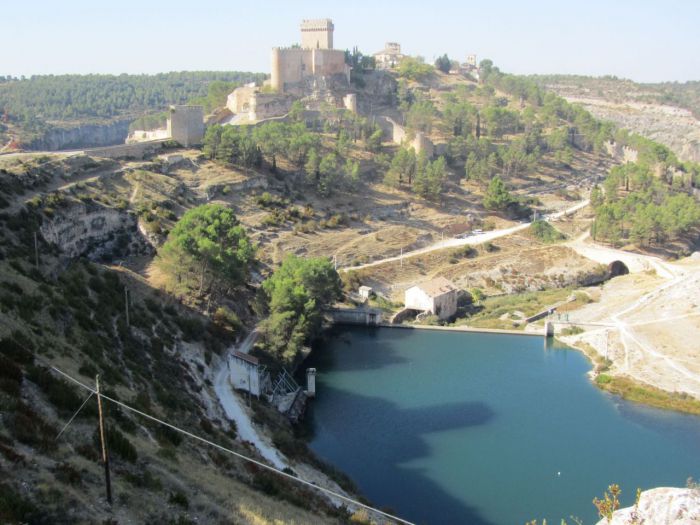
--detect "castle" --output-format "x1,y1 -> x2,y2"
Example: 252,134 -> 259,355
270,19 -> 350,94
225,19 -> 352,122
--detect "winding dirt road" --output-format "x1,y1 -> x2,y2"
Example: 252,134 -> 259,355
341,199 -> 590,272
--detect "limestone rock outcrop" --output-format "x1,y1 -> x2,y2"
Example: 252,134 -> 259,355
596,487 -> 700,525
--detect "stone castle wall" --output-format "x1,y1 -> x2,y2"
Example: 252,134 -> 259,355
250,93 -> 294,120
378,115 -> 435,156
604,140 -> 639,163
86,140 -> 167,159
271,47 -> 348,93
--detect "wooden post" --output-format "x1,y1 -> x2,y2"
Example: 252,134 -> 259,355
95,375 -> 112,505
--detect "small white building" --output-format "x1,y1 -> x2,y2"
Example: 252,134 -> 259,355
404,277 -> 458,320
373,42 -> 405,69
358,285 -> 373,301
229,350 -> 263,396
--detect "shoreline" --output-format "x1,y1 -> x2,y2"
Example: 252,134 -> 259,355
341,321 -> 700,416
560,337 -> 700,416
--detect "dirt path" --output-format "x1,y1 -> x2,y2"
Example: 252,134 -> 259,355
561,252 -> 700,398
341,199 -> 590,272
567,231 -> 678,278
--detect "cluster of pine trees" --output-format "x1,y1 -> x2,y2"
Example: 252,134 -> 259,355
591,163 -> 700,247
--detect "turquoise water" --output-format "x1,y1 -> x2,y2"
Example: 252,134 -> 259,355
304,327 -> 700,525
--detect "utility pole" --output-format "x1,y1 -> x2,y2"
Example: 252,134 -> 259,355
124,287 -> 129,327
33,232 -> 39,269
95,375 -> 112,506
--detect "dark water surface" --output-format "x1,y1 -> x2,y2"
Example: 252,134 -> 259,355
304,326 -> 700,525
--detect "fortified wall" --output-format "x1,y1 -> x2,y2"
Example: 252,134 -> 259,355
378,115 -> 435,157
604,140 -> 639,164
270,47 -> 349,94
270,18 -> 350,94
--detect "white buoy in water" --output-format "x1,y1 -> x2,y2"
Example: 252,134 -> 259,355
557,471 -> 561,476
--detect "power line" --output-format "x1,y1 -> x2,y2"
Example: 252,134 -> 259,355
48,364 -> 415,525
55,391 -> 94,441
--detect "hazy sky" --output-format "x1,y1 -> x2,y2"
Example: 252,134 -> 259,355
3,0 -> 699,82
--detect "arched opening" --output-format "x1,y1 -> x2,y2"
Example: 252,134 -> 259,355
607,260 -> 629,278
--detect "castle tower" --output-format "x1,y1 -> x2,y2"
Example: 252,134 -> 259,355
166,105 -> 204,147
300,18 -> 334,49
271,48 -> 282,92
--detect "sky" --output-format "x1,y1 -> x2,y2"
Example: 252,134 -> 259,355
2,0 -> 699,83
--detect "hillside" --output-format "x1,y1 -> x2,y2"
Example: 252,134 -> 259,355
1,60 -> 700,523
0,72 -> 266,151
533,75 -> 700,163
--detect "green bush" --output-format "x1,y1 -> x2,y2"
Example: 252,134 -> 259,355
596,374 -> 612,385
530,220 -> 567,243
168,491 -> 189,509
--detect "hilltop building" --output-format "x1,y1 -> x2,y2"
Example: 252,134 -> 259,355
374,42 -> 405,69
270,18 -> 350,94
224,19 -> 354,124
404,277 -> 458,319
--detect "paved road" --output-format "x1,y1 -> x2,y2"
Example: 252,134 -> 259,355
340,199 -> 590,273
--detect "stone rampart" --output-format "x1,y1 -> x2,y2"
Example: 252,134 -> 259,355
86,140 -> 167,159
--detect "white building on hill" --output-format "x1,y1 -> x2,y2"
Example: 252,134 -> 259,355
404,277 -> 458,319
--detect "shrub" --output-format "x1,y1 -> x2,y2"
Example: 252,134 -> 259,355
596,374 -> 612,385
213,306 -> 242,335
561,326 -> 584,336
168,491 -> 189,509
530,220 -> 567,243
26,365 -> 82,413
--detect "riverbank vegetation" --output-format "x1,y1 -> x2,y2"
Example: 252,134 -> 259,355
595,375 -> 700,415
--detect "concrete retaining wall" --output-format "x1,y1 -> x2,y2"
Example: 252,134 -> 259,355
326,308 -> 383,326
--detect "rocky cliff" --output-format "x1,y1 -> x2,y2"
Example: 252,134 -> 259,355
40,200 -> 153,260
26,119 -> 132,151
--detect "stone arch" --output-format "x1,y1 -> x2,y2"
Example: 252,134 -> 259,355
607,260 -> 629,278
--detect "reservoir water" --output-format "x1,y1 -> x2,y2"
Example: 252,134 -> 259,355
304,326 -> 700,525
